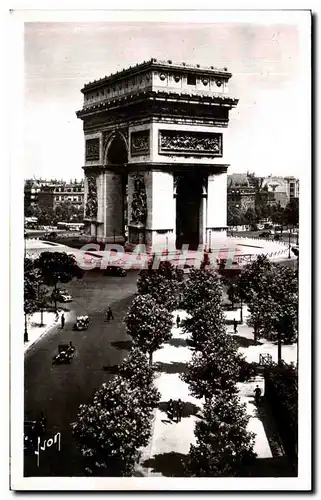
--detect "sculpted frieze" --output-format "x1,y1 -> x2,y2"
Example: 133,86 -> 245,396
130,130 -> 150,156
85,176 -> 98,219
159,130 -> 222,156
85,138 -> 100,161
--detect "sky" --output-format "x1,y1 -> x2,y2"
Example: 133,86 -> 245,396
24,20 -> 307,181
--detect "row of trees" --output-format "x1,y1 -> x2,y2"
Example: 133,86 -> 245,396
181,268 -> 257,476
25,202 -> 84,225
227,198 -> 299,229
24,252 -> 83,341
238,255 -> 298,363
71,348 -> 160,476
71,261 -> 183,476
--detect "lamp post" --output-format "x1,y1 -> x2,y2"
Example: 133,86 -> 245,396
208,230 -> 212,253
296,230 -> 299,246
24,312 -> 28,343
240,295 -> 243,324
288,230 -> 291,259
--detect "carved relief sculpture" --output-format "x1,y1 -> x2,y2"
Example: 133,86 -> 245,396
85,138 -> 100,161
131,175 -> 147,224
159,130 -> 222,156
130,130 -> 150,156
85,176 -> 98,219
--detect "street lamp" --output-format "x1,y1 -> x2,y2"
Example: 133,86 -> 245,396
240,295 -> 243,324
288,230 -> 291,259
208,230 -> 212,253
24,313 -> 28,343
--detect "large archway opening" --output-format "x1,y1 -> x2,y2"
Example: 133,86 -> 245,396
106,134 -> 128,242
176,173 -> 203,250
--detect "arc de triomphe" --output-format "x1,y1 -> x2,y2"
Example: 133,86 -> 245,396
76,59 -> 238,251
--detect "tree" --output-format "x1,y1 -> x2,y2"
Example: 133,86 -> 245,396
182,336 -> 242,401
71,376 -> 155,476
183,295 -> 225,351
137,261 -> 184,311
118,348 -> 160,412
227,283 -> 240,309
240,258 -> 298,362
187,392 -> 256,477
124,294 -> 173,364
24,258 -> 39,342
227,202 -> 244,228
243,207 -> 257,226
238,255 -> 273,302
284,199 -> 299,228
183,268 -> 220,314
35,251 -> 83,310
36,283 -> 51,326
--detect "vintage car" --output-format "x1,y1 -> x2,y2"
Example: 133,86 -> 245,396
52,343 -> 75,364
52,289 -> 73,303
258,231 -> 271,239
104,266 -> 127,277
74,315 -> 90,331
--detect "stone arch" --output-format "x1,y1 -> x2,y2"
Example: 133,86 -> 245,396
104,131 -> 128,165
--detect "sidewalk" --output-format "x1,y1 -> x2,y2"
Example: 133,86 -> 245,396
137,308 -> 278,477
24,309 -> 72,353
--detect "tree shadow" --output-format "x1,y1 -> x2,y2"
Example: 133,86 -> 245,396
231,335 -> 263,348
102,364 -> 119,374
142,452 -> 189,477
153,361 -> 187,374
111,340 -> 133,350
168,338 -> 187,348
158,400 -> 202,419
248,400 -> 287,459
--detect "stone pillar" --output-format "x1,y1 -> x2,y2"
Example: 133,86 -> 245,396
199,192 -> 207,247
207,170 -> 228,244
147,171 -> 176,252
127,172 -> 147,249
103,171 -> 124,244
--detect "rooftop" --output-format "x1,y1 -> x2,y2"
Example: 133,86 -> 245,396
82,58 -> 232,92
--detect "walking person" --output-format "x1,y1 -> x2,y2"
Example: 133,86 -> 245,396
233,318 -> 238,334
55,310 -> 59,322
61,313 -> 65,329
106,307 -> 114,322
167,399 -> 174,420
254,385 -> 262,405
176,399 -> 184,423
176,314 -> 181,328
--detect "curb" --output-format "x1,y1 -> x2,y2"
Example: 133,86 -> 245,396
24,311 -> 70,354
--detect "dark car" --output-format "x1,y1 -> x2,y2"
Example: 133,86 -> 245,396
259,231 -> 271,239
52,343 -> 74,364
104,266 -> 127,277
52,289 -> 73,303
43,231 -> 58,241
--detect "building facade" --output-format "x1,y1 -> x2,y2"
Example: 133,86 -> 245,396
24,179 -> 84,211
227,173 -> 256,212
52,182 -> 84,209
76,58 -> 239,250
262,175 -> 299,207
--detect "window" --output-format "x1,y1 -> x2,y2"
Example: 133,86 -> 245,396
187,74 -> 196,86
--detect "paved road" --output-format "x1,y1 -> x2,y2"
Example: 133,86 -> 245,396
24,269 -> 139,477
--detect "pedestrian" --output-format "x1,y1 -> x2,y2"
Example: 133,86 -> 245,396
55,310 -> 59,322
176,399 -> 184,423
167,399 -> 174,420
61,313 -> 65,329
233,318 -> 238,334
254,385 -> 262,404
106,307 -> 114,322
176,314 -> 181,328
